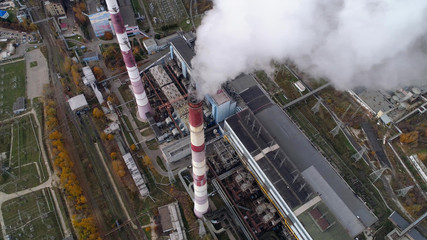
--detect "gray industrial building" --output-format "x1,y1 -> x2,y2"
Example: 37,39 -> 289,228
223,83 -> 378,238
169,36 -> 195,79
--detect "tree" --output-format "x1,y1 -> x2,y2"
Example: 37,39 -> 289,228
29,23 -> 37,31
47,107 -> 57,116
100,132 -> 108,140
63,57 -> 72,73
46,117 -> 58,130
112,160 -> 126,177
400,131 -> 419,144
107,134 -> 115,140
133,46 -> 140,55
71,63 -> 81,88
20,18 -> 28,30
73,4 -> 87,24
130,144 -> 136,151
92,66 -> 104,81
103,31 -> 113,40
92,107 -> 104,118
110,152 -> 117,160
143,155 -> 151,166
49,130 -> 62,140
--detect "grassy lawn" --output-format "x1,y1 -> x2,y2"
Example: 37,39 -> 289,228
2,189 -> 63,239
156,156 -> 166,172
142,128 -> 153,136
146,139 -> 158,150
30,61 -> 37,68
0,115 -> 48,193
130,0 -> 143,13
272,92 -> 288,106
120,114 -> 137,146
255,71 -> 277,94
118,84 -> 134,103
0,60 -> 26,120
178,18 -> 192,32
64,35 -> 84,48
139,214 -> 150,225
65,34 -> 84,42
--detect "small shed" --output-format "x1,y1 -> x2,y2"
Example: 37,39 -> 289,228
68,94 -> 88,112
82,51 -> 99,62
143,38 -> 158,55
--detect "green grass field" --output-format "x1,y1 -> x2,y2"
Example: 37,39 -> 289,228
146,139 -> 158,150
0,60 -> 26,120
2,189 -> 63,239
30,61 -> 37,68
0,115 -> 48,193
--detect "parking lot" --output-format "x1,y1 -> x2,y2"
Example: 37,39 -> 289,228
0,28 -> 38,45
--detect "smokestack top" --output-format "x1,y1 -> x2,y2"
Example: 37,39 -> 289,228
188,85 -> 202,107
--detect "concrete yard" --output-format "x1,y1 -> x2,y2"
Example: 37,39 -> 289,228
26,49 -> 49,100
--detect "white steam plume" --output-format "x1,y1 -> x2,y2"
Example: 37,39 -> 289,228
191,0 -> 427,96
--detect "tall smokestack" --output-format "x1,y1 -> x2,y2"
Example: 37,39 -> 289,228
188,89 -> 209,218
106,0 -> 152,120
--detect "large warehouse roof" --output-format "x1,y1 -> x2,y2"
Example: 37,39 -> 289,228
170,37 -> 195,68
245,88 -> 378,237
225,84 -> 378,237
226,109 -> 313,209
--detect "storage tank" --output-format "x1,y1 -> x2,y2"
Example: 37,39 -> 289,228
398,102 -> 409,110
412,87 -> 421,95
391,96 -> 400,104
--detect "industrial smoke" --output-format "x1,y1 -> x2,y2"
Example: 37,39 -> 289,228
191,0 -> 427,96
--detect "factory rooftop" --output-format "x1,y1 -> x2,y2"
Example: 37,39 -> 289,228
228,74 -> 258,94
351,88 -> 394,114
388,211 -> 425,240
170,37 -> 195,68
224,84 -> 378,238
226,109 -> 313,208
211,89 -> 231,106
68,94 -> 88,112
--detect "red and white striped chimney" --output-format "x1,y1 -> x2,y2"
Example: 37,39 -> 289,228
188,90 -> 209,218
106,0 -> 152,120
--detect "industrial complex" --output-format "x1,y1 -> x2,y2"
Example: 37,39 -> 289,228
5,0 -> 426,239
112,32 -> 399,239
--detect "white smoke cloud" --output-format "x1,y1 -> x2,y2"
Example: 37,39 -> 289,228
191,0 -> 427,96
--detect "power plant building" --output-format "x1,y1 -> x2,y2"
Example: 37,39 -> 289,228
88,11 -> 113,37
223,84 -> 378,239
170,37 -> 195,79
206,89 -> 236,123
